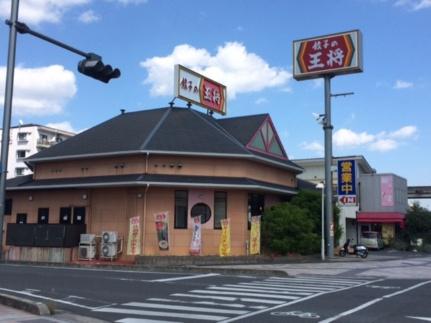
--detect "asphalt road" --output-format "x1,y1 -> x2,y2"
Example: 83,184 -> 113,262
0,263 -> 430,322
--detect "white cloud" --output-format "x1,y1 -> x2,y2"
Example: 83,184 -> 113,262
369,139 -> 398,152
45,121 -> 76,133
327,125 -> 418,153
394,79 -> 414,89
78,9 -> 100,23
300,141 -> 324,156
140,42 -> 291,99
0,0 -> 89,25
388,125 -> 417,139
0,65 -> 77,116
394,0 -> 431,10
333,128 -> 375,148
255,97 -> 268,105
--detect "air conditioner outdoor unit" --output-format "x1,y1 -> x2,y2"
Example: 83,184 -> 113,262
79,245 -> 96,260
102,231 -> 118,243
101,243 -> 117,258
80,234 -> 96,244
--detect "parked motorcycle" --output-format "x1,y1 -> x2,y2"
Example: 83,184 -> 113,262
339,238 -> 368,258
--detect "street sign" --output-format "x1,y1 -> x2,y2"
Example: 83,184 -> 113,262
339,195 -> 357,205
293,30 -> 362,80
174,64 -> 227,115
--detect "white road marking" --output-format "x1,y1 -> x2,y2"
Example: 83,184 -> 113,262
406,316 -> 431,322
269,276 -> 368,284
246,282 -> 334,291
190,289 -> 299,300
219,278 -> 384,323
208,286 -> 313,296
240,298 -> 285,305
116,319 -> 181,323
148,298 -> 248,308
94,307 -> 228,321
319,280 -> 431,323
265,279 -> 351,288
236,282 -> 331,292
0,287 -> 98,310
221,284 -> 313,295
151,273 -> 219,282
172,293 -> 236,301
124,302 -> 249,315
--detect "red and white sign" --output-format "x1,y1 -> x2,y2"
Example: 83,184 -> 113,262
293,30 -> 362,80
338,195 -> 357,206
174,64 -> 227,115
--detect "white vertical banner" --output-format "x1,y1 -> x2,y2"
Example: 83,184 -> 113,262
190,216 -> 202,255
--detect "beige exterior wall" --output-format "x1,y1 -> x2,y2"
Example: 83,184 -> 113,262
33,155 -> 297,188
5,186 -> 257,260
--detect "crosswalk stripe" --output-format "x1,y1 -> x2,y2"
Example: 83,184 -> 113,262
236,282 -> 328,292
265,279 -> 351,288
94,307 -> 228,321
245,282 -> 333,291
148,298 -> 247,308
269,276 -> 367,284
208,286 -> 313,296
171,293 -> 237,301
116,319 -> 181,323
240,298 -> 285,305
189,289 -> 300,300
124,302 -> 248,315
151,273 -> 219,283
221,284 -> 313,295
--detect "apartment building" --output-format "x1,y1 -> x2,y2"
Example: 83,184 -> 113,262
0,124 -> 75,178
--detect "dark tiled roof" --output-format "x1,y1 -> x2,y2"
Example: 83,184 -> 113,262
26,107 -> 302,172
7,173 -> 298,195
218,114 -> 268,145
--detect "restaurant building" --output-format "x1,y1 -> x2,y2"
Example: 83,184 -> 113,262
4,106 -> 302,262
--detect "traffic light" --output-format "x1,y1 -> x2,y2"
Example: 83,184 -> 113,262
77,53 -> 120,83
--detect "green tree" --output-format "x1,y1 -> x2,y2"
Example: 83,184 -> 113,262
262,202 -> 320,255
405,202 -> 431,243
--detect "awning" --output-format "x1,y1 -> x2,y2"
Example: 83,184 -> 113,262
357,212 -> 406,228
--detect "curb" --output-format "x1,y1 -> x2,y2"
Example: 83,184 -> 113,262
0,292 -> 51,315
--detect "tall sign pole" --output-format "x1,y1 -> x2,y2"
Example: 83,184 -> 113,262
0,0 -> 19,260
324,76 -> 334,257
293,30 -> 363,258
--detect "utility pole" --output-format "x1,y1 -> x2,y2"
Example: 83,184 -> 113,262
0,0 -> 19,260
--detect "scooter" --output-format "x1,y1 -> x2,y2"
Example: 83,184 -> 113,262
339,238 -> 368,258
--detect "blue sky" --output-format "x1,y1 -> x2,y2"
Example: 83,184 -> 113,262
0,0 -> 430,206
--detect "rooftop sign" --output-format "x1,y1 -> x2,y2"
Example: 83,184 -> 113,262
174,64 -> 227,115
293,30 -> 362,81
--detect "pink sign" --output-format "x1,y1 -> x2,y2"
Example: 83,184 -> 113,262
381,175 -> 394,207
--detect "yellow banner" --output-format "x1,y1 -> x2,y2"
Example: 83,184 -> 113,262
250,216 -> 261,255
219,218 -> 231,256
127,216 -> 141,255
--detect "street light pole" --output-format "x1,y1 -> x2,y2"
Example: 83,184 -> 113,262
0,0 -> 19,260
323,75 -> 334,258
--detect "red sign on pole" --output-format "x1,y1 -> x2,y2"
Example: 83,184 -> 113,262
293,30 -> 362,80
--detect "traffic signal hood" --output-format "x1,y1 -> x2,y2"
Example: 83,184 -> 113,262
78,55 -> 121,83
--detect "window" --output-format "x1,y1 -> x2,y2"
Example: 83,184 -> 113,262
59,207 -> 72,224
17,132 -> 28,142
73,207 -> 86,224
5,198 -> 12,215
16,213 -> 27,224
38,208 -> 49,224
248,193 -> 264,230
214,192 -> 227,229
191,203 -> 211,224
15,167 -> 26,176
16,150 -> 26,159
248,118 -> 285,158
174,191 -> 188,229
